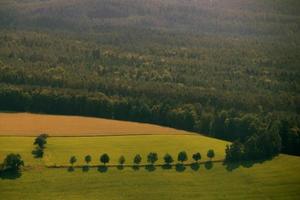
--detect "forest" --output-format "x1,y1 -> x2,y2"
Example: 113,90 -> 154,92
0,0 -> 299,157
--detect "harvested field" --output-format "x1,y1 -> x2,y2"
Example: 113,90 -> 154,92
0,113 -> 191,136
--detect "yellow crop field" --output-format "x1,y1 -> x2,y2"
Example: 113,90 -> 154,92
0,113 -> 192,136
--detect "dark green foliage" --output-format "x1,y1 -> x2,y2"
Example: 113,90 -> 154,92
100,154 -> 110,165
225,141 -> 244,162
32,147 -> 44,158
147,152 -> 158,164
34,134 -> 48,149
279,119 -> 300,156
33,134 -> 48,158
133,154 -> 142,165
225,122 -> 282,161
119,156 -> 125,165
192,152 -> 201,163
207,150 -> 215,160
85,155 -> 92,164
244,130 -> 281,160
2,154 -> 24,171
163,154 -> 174,165
0,0 -> 299,157
69,156 -> 77,166
177,151 -> 188,163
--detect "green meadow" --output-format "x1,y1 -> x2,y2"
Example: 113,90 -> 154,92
0,135 -> 228,166
1,115 -> 300,200
0,155 -> 299,200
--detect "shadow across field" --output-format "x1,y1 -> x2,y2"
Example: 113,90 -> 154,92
0,169 -> 22,180
205,161 -> 214,170
31,147 -> 44,158
117,165 -> 124,170
98,165 -> 108,173
53,160 -> 224,173
223,157 -> 273,172
175,163 -> 186,172
68,166 -> 75,172
132,165 -> 140,171
82,165 -> 90,172
145,164 -> 156,172
161,164 -> 173,170
190,163 -> 200,171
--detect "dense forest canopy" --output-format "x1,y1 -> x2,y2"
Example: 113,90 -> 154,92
0,0 -> 299,156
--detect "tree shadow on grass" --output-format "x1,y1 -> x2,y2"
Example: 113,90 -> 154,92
145,164 -> 156,172
98,165 -> 108,173
223,161 -> 240,172
132,165 -> 140,171
0,169 -> 22,180
223,157 -> 272,172
31,148 -> 44,158
162,164 -> 172,170
204,161 -> 213,170
82,165 -> 89,172
68,166 -> 75,172
190,163 -> 200,171
117,165 -> 124,170
175,163 -> 186,172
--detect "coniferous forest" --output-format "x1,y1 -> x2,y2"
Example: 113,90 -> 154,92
0,0 -> 299,157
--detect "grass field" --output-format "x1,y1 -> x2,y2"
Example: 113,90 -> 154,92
1,112 -> 300,199
0,135 -> 228,166
0,113 -> 190,136
1,155 -> 300,200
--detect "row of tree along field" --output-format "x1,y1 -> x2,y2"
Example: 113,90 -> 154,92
0,151 -> 213,176
31,134 -> 216,166
68,150 -> 215,167
0,130 -> 281,175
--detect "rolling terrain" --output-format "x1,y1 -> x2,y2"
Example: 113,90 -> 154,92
0,0 -> 300,199
1,113 -> 300,199
0,113 -> 228,166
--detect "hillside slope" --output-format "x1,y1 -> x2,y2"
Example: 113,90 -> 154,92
0,0 -> 299,155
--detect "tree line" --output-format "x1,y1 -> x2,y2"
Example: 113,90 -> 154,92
1,85 -> 299,158
0,0 -> 299,160
68,150 -> 215,167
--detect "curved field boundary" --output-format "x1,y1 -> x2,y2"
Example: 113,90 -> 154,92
0,112 -> 193,136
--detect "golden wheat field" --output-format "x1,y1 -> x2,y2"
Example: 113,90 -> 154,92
0,113 -> 192,136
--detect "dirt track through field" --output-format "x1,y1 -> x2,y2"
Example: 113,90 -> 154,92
0,113 -> 192,136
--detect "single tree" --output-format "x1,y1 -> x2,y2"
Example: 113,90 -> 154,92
133,154 -> 142,165
147,152 -> 158,164
3,154 -> 24,171
85,155 -> 92,165
207,149 -> 215,160
34,134 -> 48,149
178,151 -> 188,163
119,156 -> 125,166
192,152 -> 201,163
163,153 -> 174,165
100,153 -> 110,165
70,156 -> 77,166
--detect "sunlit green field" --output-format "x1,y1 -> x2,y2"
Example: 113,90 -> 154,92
0,135 -> 228,166
1,155 -> 300,200
1,114 -> 300,200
